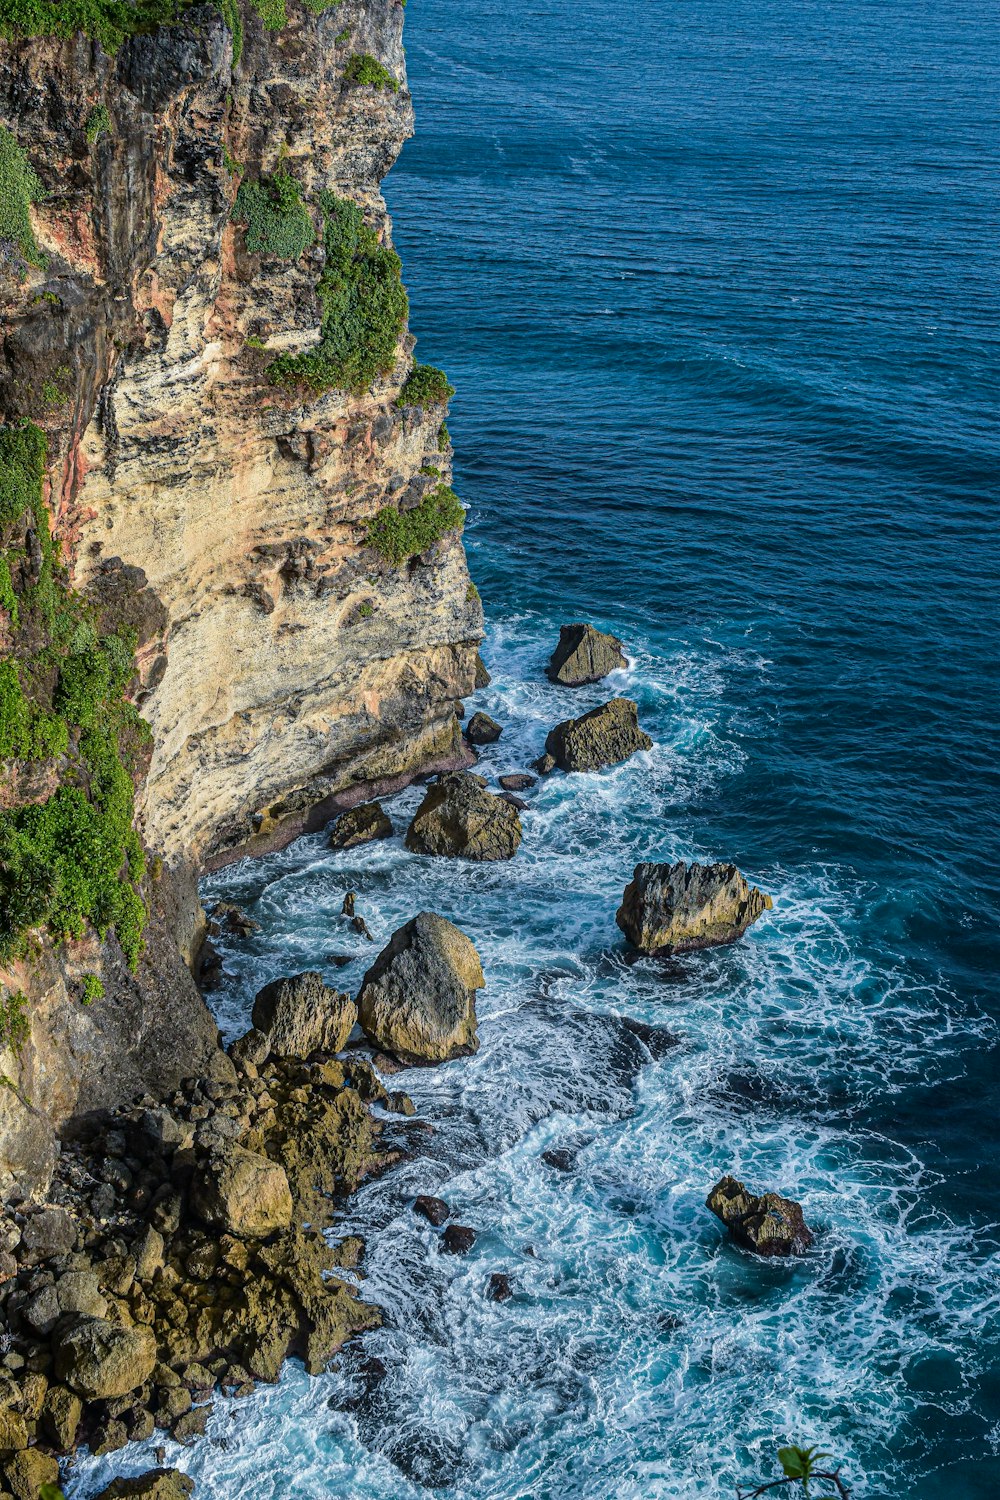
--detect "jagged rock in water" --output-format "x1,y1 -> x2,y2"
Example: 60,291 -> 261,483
251,972 -> 357,1058
405,771 -> 522,861
465,711 -> 502,745
414,1194 -> 450,1226
442,1224 -> 476,1254
546,623 -> 627,685
357,913 -> 484,1065
706,1175 -> 814,1256
208,901 -> 260,938
499,773 -> 536,791
190,1144 -> 293,1237
616,861 -> 772,954
486,1272 -> 513,1302
94,1472 -> 194,1500
544,698 -> 652,772
328,801 -> 393,850
53,1318 -> 157,1400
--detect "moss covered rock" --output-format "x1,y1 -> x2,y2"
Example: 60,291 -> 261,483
190,1143 -> 293,1238
616,861 -> 772,954
251,972 -> 356,1058
357,912 -> 483,1065
544,698 -> 651,773
706,1175 -> 813,1257
405,772 -> 521,862
546,623 -> 626,686
53,1317 -> 156,1400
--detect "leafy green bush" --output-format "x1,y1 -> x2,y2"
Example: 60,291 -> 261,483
437,421 -> 450,451
267,191 -> 408,395
0,125 -> 43,269
233,170 -> 314,259
365,484 -> 465,567
251,0 -> 285,28
85,104 -> 111,143
401,363 -> 454,407
343,52 -> 398,91
0,0 -> 185,55
0,988 -> 29,1055
81,973 -> 105,1005
0,423 -> 148,970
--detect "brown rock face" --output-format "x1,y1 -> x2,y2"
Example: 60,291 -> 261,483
53,1318 -> 158,1400
544,698 -> 652,773
251,971 -> 356,1057
546,623 -> 626,686
328,800 -> 393,849
706,1175 -> 814,1256
405,771 -> 522,861
0,0 -> 481,1186
616,860 -> 772,954
357,911 -> 483,1064
190,1142 -> 294,1237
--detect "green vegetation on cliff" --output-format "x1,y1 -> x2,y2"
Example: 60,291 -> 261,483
0,0 -> 184,54
267,191 -> 408,395
365,484 -> 465,567
233,169 -> 315,259
0,424 -> 149,970
401,363 -> 454,407
0,125 -> 43,270
343,52 -> 399,91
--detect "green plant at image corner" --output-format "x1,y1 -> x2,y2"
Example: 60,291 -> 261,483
736,1445 -> 851,1500
267,191 -> 408,395
365,484 -> 465,567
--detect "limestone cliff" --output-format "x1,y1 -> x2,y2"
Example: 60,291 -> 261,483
0,0 -> 482,1186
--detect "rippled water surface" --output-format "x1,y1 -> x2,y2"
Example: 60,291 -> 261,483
76,0 -> 999,1495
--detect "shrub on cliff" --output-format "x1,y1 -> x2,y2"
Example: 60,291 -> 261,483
365,484 -> 465,566
233,170 -> 315,260
343,52 -> 399,92
0,125 -> 43,271
0,423 -> 149,970
267,192 -> 408,395
401,363 -> 454,408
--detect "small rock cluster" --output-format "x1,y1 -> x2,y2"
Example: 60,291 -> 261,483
706,1176 -> 814,1256
0,1016 -> 416,1491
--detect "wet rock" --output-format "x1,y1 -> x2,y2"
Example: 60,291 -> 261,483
251,971 -> 357,1057
328,801 -> 393,850
357,913 -> 484,1065
499,791 -> 528,811
441,1225 -> 476,1255
413,1195 -> 450,1227
544,697 -> 651,773
532,752 -> 557,775
172,1405 -> 209,1443
405,772 -> 522,861
94,1470 -> 195,1500
208,901 -> 261,938
546,623 -> 627,686
706,1175 -> 814,1256
350,914 -> 375,941
341,892 -> 357,917
474,652 -> 491,689
542,1148 -> 576,1173
616,861 -> 773,954
190,1143 -> 293,1237
486,1272 -> 513,1302
54,1317 -> 157,1400
499,773 -> 535,792
464,711 -> 502,745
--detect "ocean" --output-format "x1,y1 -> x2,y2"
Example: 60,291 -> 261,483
76,0 -> 1000,1494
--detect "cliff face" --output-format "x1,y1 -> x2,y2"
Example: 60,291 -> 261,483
0,0 -> 481,1187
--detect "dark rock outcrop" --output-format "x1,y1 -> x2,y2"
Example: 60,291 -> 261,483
357,912 -> 484,1065
328,802 -> 393,850
414,1194 -> 450,1226
499,773 -> 535,791
546,623 -> 627,686
251,972 -> 357,1058
706,1175 -> 814,1256
616,861 -> 772,954
464,711 -> 502,745
544,698 -> 652,772
405,771 -> 522,861
442,1225 -> 476,1255
486,1272 -> 513,1302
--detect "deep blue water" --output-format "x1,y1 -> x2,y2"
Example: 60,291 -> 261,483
77,0 -> 1000,1495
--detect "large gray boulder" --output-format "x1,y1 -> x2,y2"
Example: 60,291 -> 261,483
357,912 -> 484,1065
706,1175 -> 813,1256
405,772 -> 521,861
190,1142 -> 293,1237
544,697 -> 651,772
251,970 -> 357,1057
54,1317 -> 157,1400
546,623 -> 626,686
616,860 -> 772,954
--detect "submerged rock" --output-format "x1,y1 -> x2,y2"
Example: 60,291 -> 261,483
357,912 -> 484,1065
546,623 -> 627,686
544,698 -> 651,772
190,1143 -> 293,1237
616,861 -> 772,954
486,1272 -> 513,1302
208,901 -> 260,938
251,971 -> 357,1057
706,1175 -> 813,1256
442,1224 -> 476,1255
54,1317 -> 157,1400
405,771 -> 522,861
465,711 -> 502,745
328,801 -> 393,850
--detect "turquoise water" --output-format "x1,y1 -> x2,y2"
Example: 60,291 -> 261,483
77,0 -> 999,1495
